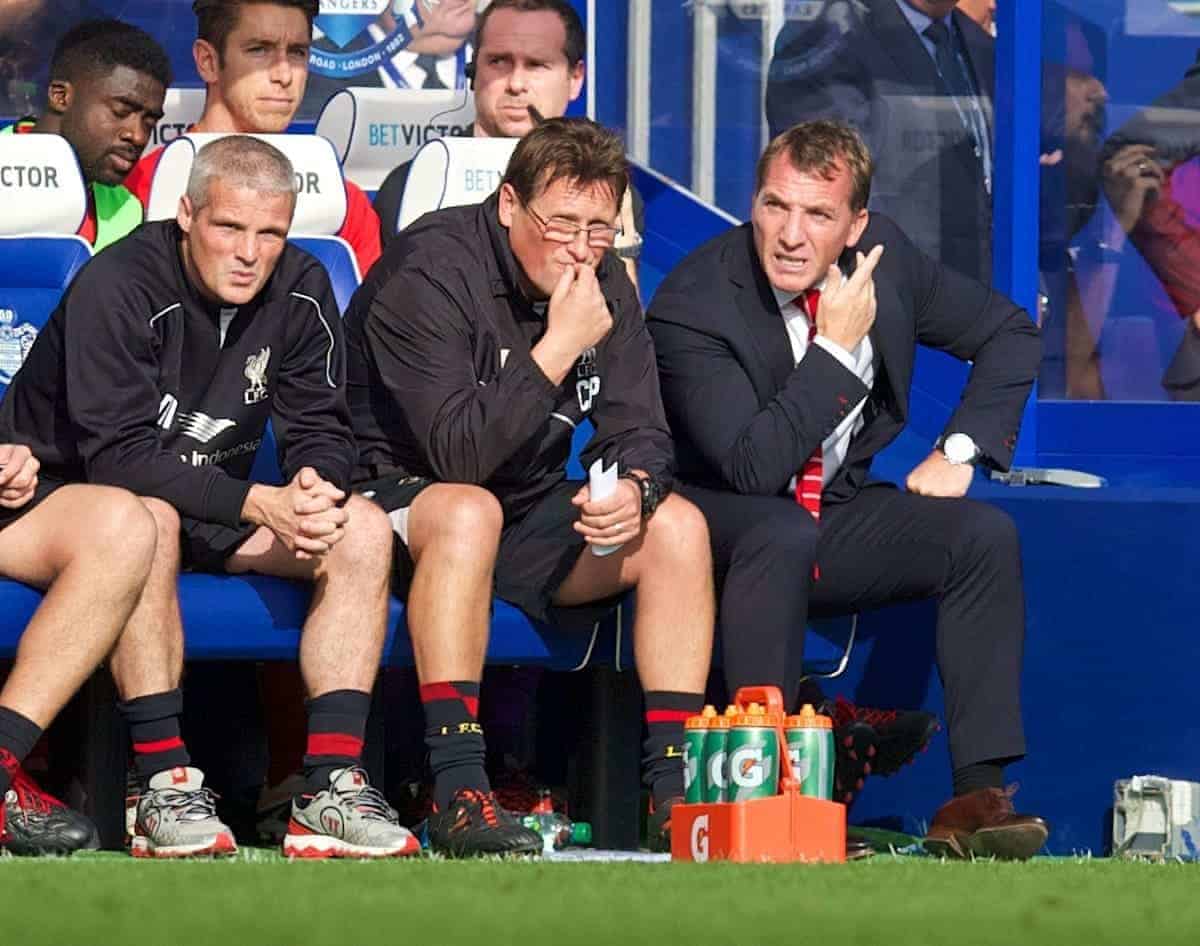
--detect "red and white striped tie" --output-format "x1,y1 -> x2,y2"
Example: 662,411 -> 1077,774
794,288 -> 823,521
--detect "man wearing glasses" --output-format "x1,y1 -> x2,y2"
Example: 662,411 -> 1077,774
343,117 -> 714,857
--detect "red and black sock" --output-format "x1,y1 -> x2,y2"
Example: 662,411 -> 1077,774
643,691 -> 704,808
421,680 -> 487,810
118,689 -> 191,785
302,688 -> 371,792
0,705 -> 42,798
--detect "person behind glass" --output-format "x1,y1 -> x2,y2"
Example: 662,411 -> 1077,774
0,0 -> 112,118
399,0 -> 477,90
766,0 -> 995,283
0,136 -> 415,861
1,18 -> 170,252
1036,62 -> 1110,400
1099,50 -> 1200,401
647,119 -> 1048,860
121,0 -> 384,277
372,0 -> 644,289
0,445 -> 157,857
345,117 -> 714,856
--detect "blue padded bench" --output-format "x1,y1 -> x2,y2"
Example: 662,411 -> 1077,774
0,575 -> 610,669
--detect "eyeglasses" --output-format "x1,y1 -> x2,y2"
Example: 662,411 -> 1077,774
522,200 -> 621,249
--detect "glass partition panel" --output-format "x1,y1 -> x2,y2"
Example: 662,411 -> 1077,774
600,0 -> 1000,288
0,1 -> 204,120
0,1 -> 482,124
1040,0 -> 1200,403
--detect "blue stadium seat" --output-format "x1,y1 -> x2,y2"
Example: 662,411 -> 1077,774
0,134 -> 94,391
290,235 -> 361,313
249,235 -> 362,485
0,235 -> 92,395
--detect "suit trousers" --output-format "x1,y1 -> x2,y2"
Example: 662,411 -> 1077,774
678,481 -> 1026,770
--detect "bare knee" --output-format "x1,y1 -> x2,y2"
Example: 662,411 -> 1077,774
323,495 -> 393,580
139,496 -> 182,551
409,485 -> 503,557
642,494 -> 711,568
93,487 -> 157,577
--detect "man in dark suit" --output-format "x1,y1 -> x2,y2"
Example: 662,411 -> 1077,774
766,0 -> 994,283
647,119 -> 1047,859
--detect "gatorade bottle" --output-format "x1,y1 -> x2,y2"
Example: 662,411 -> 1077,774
684,708 -> 715,804
701,706 -> 737,803
784,704 -> 835,800
726,702 -> 782,802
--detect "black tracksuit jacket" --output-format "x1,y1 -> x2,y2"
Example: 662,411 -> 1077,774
343,193 -> 673,523
0,220 -> 353,528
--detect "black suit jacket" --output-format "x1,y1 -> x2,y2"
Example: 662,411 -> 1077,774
646,214 -> 1040,504
765,0 -> 995,283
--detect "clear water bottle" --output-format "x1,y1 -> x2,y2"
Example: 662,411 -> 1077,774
521,789 -> 592,852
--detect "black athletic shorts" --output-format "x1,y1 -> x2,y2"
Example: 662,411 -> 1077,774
0,476 -> 253,572
358,475 -> 622,629
0,475 -> 62,535
180,518 -> 257,573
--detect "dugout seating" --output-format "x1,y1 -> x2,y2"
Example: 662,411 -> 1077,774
0,132 -> 93,383
147,86 -> 206,151
0,135 -> 868,854
0,130 -> 632,849
145,131 -> 363,311
0,134 -> 96,350
315,86 -> 476,193
396,135 -> 519,232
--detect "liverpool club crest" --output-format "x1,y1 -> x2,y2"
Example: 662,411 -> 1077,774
244,347 -> 271,405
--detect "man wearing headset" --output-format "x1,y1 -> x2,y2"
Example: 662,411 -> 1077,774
371,0 -> 645,289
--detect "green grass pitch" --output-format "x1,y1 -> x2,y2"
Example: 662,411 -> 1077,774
3,852 -> 1200,945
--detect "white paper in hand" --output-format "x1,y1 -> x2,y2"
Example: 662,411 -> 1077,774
588,458 -> 623,557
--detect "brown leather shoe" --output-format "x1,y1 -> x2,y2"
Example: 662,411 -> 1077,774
924,786 -> 1049,860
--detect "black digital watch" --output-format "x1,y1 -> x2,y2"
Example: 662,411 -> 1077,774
620,471 -> 668,519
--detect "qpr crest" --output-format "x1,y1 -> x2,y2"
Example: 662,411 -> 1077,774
310,0 -> 421,79
0,308 -> 37,385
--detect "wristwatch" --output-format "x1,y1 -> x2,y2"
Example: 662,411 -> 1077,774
941,433 -> 981,466
620,471 -> 667,518
614,234 -> 643,260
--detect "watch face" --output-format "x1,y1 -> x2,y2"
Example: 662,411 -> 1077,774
944,434 -> 976,464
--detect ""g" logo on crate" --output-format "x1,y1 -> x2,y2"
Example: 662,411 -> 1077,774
690,814 -> 709,862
